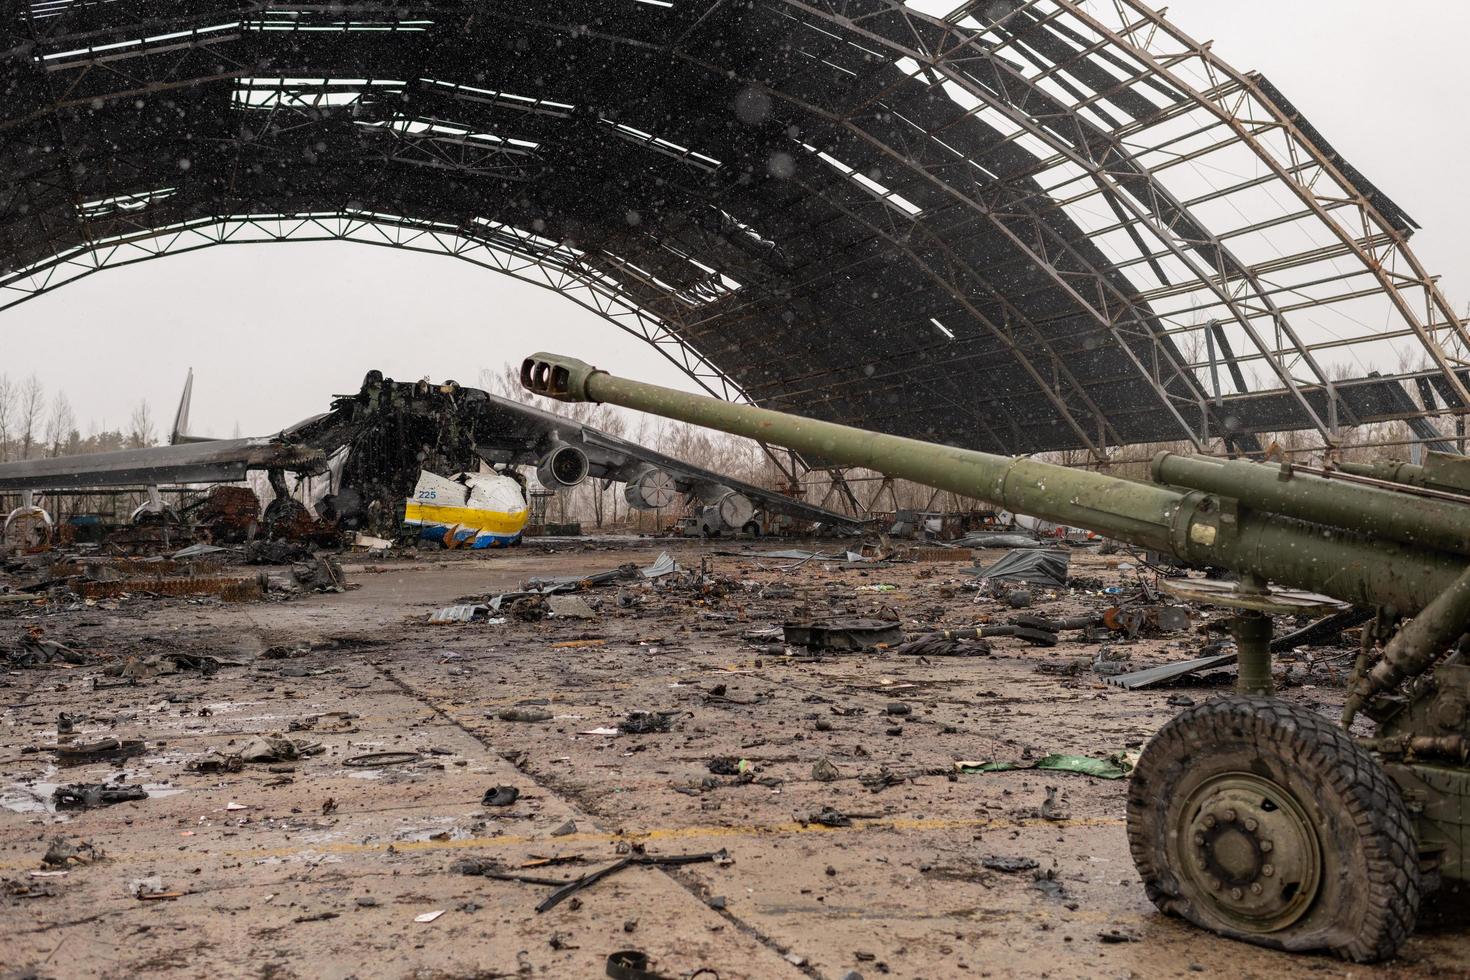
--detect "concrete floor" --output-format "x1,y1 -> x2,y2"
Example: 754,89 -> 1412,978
3,541 -> 1467,979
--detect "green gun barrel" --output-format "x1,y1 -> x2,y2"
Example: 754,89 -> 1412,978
521,353 -> 1466,617
1338,451 -> 1470,496
1152,452 -> 1470,557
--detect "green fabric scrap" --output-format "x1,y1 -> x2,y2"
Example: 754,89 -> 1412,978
955,752 -> 1133,780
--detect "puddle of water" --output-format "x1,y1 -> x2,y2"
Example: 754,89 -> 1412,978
1,770 -> 184,813
1,781 -> 63,814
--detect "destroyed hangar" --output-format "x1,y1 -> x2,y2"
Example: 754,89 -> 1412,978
3,2 -> 1470,978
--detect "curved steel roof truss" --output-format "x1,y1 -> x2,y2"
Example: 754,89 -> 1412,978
4,0 -> 1467,460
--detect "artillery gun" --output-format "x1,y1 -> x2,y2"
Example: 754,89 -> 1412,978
522,352 -> 1470,962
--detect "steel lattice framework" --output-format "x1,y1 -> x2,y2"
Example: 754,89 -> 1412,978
4,0 -> 1468,460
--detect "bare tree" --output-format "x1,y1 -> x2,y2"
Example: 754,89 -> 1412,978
128,399 -> 156,449
18,374 -> 44,460
0,373 -> 14,463
44,392 -> 76,457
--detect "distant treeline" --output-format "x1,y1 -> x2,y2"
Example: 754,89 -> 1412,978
0,372 -> 157,462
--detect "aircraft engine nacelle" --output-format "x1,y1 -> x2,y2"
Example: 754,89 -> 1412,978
622,467 -> 679,510
535,445 -> 590,489
699,490 -> 755,535
716,491 -> 755,529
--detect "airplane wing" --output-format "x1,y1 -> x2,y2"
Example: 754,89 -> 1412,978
466,390 -> 865,533
0,372 -> 862,535
0,438 -> 326,492
0,372 -> 332,493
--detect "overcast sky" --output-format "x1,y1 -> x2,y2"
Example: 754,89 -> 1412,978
4,0 -> 1468,438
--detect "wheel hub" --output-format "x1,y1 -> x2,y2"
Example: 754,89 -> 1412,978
1179,773 -> 1321,931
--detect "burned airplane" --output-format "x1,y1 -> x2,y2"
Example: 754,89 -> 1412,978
0,371 -> 859,548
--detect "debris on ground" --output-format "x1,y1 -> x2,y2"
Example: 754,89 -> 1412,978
811,758 -> 841,782
247,735 -> 323,762
966,549 -> 1070,589
452,848 -> 728,914
892,633 -> 991,657
292,556 -> 348,593
42,838 -> 104,867
1,533 -> 1401,973
621,711 -> 679,734
482,786 -> 520,807
51,783 -> 149,809
981,855 -> 1040,874
497,706 -> 554,723
52,738 -> 145,766
4,631 -> 92,668
1103,653 -> 1238,690
782,619 -> 903,652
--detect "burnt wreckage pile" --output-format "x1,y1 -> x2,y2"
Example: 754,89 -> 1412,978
0,369 -> 860,554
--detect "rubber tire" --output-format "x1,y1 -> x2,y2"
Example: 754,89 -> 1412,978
1127,696 -> 1419,962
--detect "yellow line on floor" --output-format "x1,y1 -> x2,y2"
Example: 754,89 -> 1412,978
0,814 -> 1123,870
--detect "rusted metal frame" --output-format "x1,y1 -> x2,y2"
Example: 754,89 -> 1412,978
909,234 -> 1108,455
858,10 -> 1351,441
371,126 -> 537,179
46,40 -> 244,127
1157,275 -> 1398,333
1155,266 -> 1394,324
775,9 -> 1255,447
793,123 -> 1119,457
1176,329 -> 1425,376
1056,0 -> 1470,402
755,33 -> 1213,447
1106,158 -> 1315,218
1005,88 -> 1254,202
0,70 -> 251,134
755,165 -> 1026,452
19,7 -> 101,292
755,445 -> 808,489
752,340 -> 1176,434
795,115 -> 1124,450
942,3 -> 1178,133
1044,147 -> 1318,232
1140,232 -> 1401,301
913,30 -> 1347,438
819,468 -> 867,517
0,208 -> 755,410
941,53 -> 1344,441
1079,197 -> 1360,284
928,136 -> 1216,439
41,26 -> 245,73
672,0 -> 733,47
976,188 -> 1211,448
581,249 -> 714,331
21,3 -> 254,50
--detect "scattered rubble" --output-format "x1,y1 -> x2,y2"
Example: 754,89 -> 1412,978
0,537 -> 1409,975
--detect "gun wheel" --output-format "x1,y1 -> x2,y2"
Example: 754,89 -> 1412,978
1127,696 -> 1420,962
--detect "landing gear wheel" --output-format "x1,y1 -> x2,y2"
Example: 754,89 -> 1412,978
1127,696 -> 1420,962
